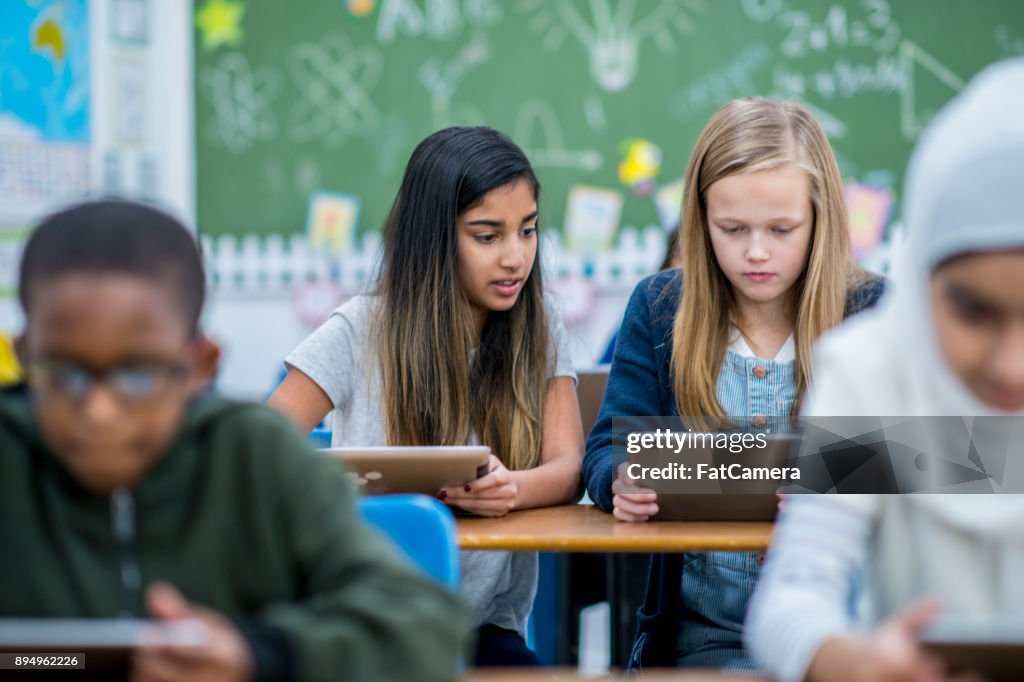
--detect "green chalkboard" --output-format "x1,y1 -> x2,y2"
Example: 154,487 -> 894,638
194,0 -> 1024,238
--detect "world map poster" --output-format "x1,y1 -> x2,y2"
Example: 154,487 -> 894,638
0,0 -> 90,224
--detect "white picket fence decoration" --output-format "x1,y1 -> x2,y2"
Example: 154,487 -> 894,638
2,222 -> 895,304
202,226 -> 670,297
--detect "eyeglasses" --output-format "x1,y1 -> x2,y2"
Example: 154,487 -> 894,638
24,358 -> 189,404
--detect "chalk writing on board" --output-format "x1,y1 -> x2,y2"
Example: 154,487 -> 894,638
741,0 -> 783,23
295,157 -> 321,196
522,0 -> 704,92
996,25 -> 1024,57
417,31 -> 489,129
286,34 -> 381,146
583,92 -> 606,131
898,39 -> 963,139
771,54 -> 903,102
373,114 -> 412,177
375,0 -> 503,44
778,3 -> 900,59
742,0 -> 900,59
200,52 -> 281,153
260,157 -> 324,195
669,43 -> 772,120
514,99 -> 602,171
802,102 -> 847,138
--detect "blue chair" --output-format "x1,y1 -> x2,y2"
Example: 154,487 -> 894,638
308,427 -> 333,448
358,494 -> 460,591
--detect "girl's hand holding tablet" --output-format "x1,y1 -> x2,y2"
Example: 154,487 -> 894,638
611,461 -> 658,522
441,454 -> 519,517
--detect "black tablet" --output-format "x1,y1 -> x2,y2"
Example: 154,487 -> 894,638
920,615 -> 1024,682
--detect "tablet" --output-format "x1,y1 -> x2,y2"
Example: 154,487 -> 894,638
629,433 -> 799,521
0,619 -> 205,680
324,446 -> 491,495
920,616 -> 1024,681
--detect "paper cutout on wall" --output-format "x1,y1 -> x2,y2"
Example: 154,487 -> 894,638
345,0 -> 376,17
306,191 -> 360,256
292,279 -> 348,328
845,182 -> 893,257
114,57 -> 146,144
111,0 -> 148,44
196,0 -> 246,51
563,185 -> 623,252
548,274 -> 597,327
0,0 -> 90,222
0,333 -> 22,385
653,177 -> 684,231
617,138 -> 662,197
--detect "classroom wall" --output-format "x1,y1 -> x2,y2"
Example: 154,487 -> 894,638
6,1 -> 1018,399
200,227 -> 668,398
0,0 -> 193,331
0,0 -> 642,397
186,0 -> 1018,398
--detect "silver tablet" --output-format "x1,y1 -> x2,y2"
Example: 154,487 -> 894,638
0,619 -> 205,679
324,445 -> 491,495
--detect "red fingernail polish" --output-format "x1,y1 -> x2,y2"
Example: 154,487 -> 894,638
464,484 -> 472,492
438,490 -> 447,500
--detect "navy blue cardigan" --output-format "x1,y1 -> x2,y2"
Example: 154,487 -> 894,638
582,268 -> 887,668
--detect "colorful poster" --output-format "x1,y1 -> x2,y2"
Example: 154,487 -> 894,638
0,0 -> 91,223
653,177 -> 685,231
306,191 -> 360,256
845,182 -> 893,258
563,185 -> 623,252
617,138 -> 662,197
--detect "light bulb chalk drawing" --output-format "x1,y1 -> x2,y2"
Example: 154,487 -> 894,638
287,34 -> 382,146
513,100 -> 602,172
417,32 -> 489,129
520,0 -> 705,92
200,52 -> 281,154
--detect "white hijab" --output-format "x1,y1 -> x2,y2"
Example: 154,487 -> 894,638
803,57 -> 1024,535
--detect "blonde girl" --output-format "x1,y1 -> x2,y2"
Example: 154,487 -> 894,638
582,98 -> 884,669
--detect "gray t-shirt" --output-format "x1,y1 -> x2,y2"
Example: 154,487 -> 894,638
284,294 -> 576,636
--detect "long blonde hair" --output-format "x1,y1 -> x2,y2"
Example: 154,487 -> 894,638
671,98 -> 860,427
370,127 -> 549,471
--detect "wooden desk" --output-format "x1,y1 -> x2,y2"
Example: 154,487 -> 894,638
456,504 -> 773,552
461,669 -> 770,681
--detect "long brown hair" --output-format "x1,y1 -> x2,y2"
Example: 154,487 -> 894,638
370,127 -> 549,470
672,98 -> 861,427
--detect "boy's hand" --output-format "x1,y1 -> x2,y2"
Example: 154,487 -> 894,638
808,600 -> 984,682
133,582 -> 254,682
440,454 -> 519,517
611,461 -> 658,522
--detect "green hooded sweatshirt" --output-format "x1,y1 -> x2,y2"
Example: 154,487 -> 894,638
0,388 -> 467,681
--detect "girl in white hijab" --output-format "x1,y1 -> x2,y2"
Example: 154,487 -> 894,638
745,57 -> 1024,682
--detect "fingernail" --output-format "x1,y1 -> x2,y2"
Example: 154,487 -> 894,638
464,484 -> 472,492
438,490 -> 448,500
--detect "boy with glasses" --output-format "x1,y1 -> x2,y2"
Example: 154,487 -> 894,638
1,200 -> 465,682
